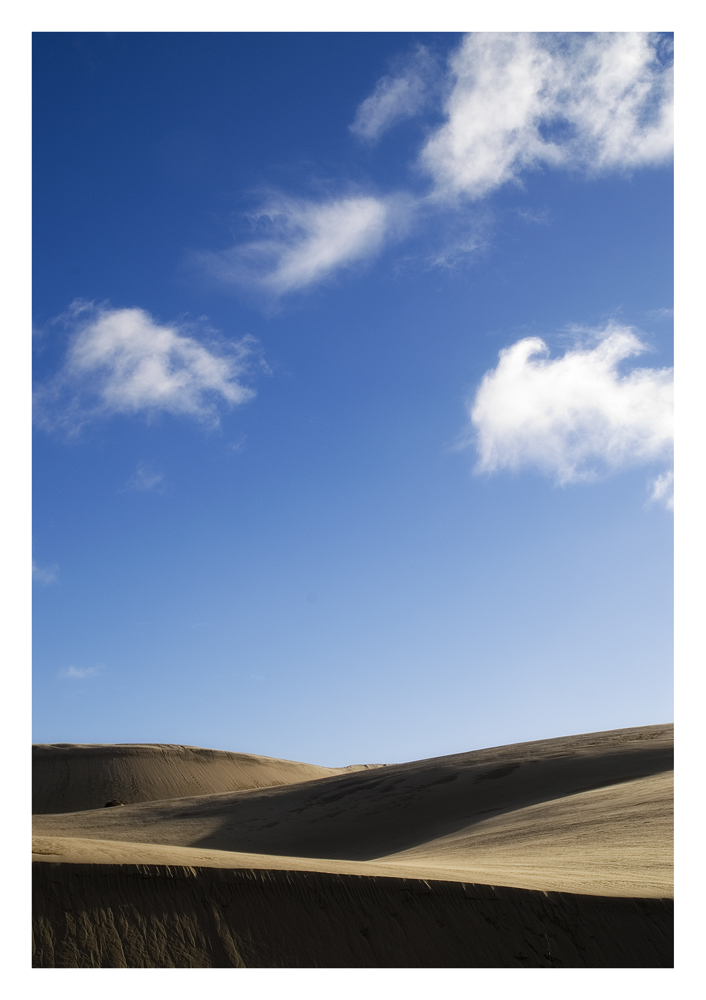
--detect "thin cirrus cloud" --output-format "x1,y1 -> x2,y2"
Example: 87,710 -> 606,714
349,46 -> 435,142
420,32 -> 673,201
195,194 -> 395,298
59,666 -> 101,679
465,323 -> 673,506
35,301 -> 257,432
32,561 -> 58,584
124,461 -> 165,493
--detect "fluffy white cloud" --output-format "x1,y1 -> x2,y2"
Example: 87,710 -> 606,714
36,303 -> 256,431
421,33 -> 673,200
198,195 -> 393,297
350,47 -> 433,142
467,324 -> 673,490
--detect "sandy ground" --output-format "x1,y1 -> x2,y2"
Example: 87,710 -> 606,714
32,723 -> 673,966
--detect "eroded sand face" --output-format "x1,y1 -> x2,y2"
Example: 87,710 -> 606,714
32,724 -> 673,966
33,864 -> 673,968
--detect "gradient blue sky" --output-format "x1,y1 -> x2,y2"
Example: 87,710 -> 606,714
32,31 -> 673,766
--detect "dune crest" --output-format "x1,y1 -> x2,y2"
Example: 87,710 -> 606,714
32,742 -> 363,814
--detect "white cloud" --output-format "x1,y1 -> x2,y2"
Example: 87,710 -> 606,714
32,561 -> 58,584
350,47 -> 433,142
648,470 -> 674,511
421,33 -> 673,200
59,665 -> 101,679
466,323 -> 673,488
188,33 -> 671,301
197,195 -> 394,297
192,34 -> 671,300
124,461 -> 165,492
35,302 -> 256,431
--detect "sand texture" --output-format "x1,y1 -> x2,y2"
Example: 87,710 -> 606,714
32,742 -> 363,814
32,723 -> 673,967
33,864 -> 673,968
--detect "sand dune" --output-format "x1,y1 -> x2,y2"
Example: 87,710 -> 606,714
34,724 -> 673,896
32,766 -> 671,897
32,723 -> 673,966
32,742 -> 365,814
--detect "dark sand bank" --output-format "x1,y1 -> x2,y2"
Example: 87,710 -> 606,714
32,863 -> 673,968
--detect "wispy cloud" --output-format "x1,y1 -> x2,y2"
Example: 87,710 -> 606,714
124,461 -> 165,493
32,561 -> 58,585
59,665 -> 102,679
421,33 -> 673,201
350,46 -> 435,142
35,302 -> 257,432
517,207 -> 551,226
196,194 -> 399,298
464,323 -> 673,494
645,307 -> 674,321
414,204 -> 493,270
648,470 -> 674,511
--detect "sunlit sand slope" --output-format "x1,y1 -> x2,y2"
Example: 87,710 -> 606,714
32,772 -> 671,897
34,724 -> 672,897
384,771 -> 672,897
32,863 -> 673,968
32,743 -> 360,814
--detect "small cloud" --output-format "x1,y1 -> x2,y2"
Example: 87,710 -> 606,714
422,225 -> 489,270
32,561 -> 58,585
59,665 -> 102,679
124,461 -> 165,493
463,322 -> 673,494
350,46 -> 436,142
647,470 -> 674,510
645,307 -> 674,321
34,301 -> 257,433
517,207 -> 551,226
228,435 -> 247,453
194,194 -> 401,298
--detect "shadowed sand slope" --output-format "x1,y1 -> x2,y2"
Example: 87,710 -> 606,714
32,743 -> 362,814
32,863 -> 673,968
34,724 -> 673,897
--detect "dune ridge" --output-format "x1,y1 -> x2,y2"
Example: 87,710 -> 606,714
34,724 -> 673,896
32,742 -> 368,814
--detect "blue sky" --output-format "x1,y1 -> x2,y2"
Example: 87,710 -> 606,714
32,32 -> 673,766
